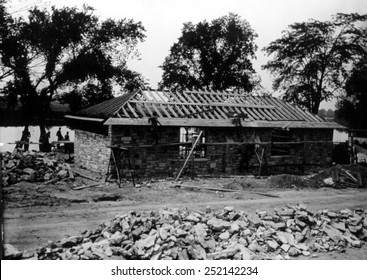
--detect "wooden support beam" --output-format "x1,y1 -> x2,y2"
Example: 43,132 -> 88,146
126,103 -> 139,118
128,100 -> 274,109
133,103 -> 146,117
159,104 -> 172,118
104,117 -> 345,129
151,104 -> 163,117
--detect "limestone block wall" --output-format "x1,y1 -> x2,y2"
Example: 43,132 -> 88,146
74,129 -> 110,174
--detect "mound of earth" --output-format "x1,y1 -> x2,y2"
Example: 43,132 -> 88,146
266,174 -> 313,189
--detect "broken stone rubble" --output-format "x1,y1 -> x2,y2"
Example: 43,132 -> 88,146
5,204 -> 366,260
1,150 -> 73,186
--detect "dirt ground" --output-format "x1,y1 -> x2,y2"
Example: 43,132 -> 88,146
3,174 -> 367,259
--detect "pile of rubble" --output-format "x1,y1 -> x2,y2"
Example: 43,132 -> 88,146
1,149 -> 73,186
6,204 -> 366,260
311,164 -> 367,188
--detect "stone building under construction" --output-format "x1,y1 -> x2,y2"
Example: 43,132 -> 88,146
65,89 -> 344,178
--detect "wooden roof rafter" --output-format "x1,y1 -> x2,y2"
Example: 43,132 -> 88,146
73,88 -> 343,130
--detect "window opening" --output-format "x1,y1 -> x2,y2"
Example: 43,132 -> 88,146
271,129 -> 292,156
179,127 -> 206,158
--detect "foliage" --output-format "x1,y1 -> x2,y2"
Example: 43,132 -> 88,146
318,108 -> 335,119
263,13 -> 367,114
159,13 -> 258,92
0,2 -> 146,131
335,58 -> 367,129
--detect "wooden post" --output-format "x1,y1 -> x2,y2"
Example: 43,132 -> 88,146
302,136 -> 307,175
175,131 -> 203,181
349,131 -> 355,164
111,148 -> 122,188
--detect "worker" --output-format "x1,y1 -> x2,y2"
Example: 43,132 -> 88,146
56,127 -> 63,148
64,131 -> 70,154
148,112 -> 161,144
18,126 -> 31,151
43,130 -> 51,152
232,113 -> 243,140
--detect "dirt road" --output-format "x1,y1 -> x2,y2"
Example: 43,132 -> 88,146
3,178 -> 367,260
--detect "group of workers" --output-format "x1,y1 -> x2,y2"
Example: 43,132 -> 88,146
16,126 -> 71,153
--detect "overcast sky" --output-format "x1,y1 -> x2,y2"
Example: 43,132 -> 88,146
10,0 -> 367,109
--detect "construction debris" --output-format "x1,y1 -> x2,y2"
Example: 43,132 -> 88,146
266,164 -> 367,189
8,204 -> 366,260
1,149 -> 105,187
311,164 -> 367,188
1,149 -> 75,186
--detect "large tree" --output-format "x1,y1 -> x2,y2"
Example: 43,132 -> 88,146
0,2 -> 146,134
159,13 -> 258,92
335,58 -> 367,129
262,13 -> 367,114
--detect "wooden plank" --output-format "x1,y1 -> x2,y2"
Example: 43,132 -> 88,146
148,90 -> 161,102
141,90 -> 155,102
166,91 -> 182,103
270,98 -> 301,120
214,106 -> 229,119
180,104 -> 192,116
209,105 -> 222,119
274,98 -> 306,121
264,96 -> 288,120
201,106 -> 216,119
175,91 -> 190,103
247,107 -> 264,120
251,191 -> 280,198
196,93 -> 225,118
135,103 -> 147,117
143,103 -> 154,116
71,168 -> 99,182
151,104 -> 163,117
188,95 -> 211,119
126,103 -> 139,118
121,106 -> 131,118
73,182 -> 102,190
342,169 -> 358,183
171,183 -> 240,193
164,104 -> 178,117
173,104 -> 185,117
181,91 -> 196,104
241,108 -> 255,121
159,104 -> 172,118
293,105 -> 317,122
187,104 -> 203,119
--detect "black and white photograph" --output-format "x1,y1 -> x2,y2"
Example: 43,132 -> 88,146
1,0 -> 366,276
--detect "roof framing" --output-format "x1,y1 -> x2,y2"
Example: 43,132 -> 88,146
68,89 -> 344,129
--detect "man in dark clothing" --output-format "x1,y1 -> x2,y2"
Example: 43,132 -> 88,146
56,127 -> 63,148
19,126 -> 31,151
64,131 -> 70,154
148,113 -> 161,144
